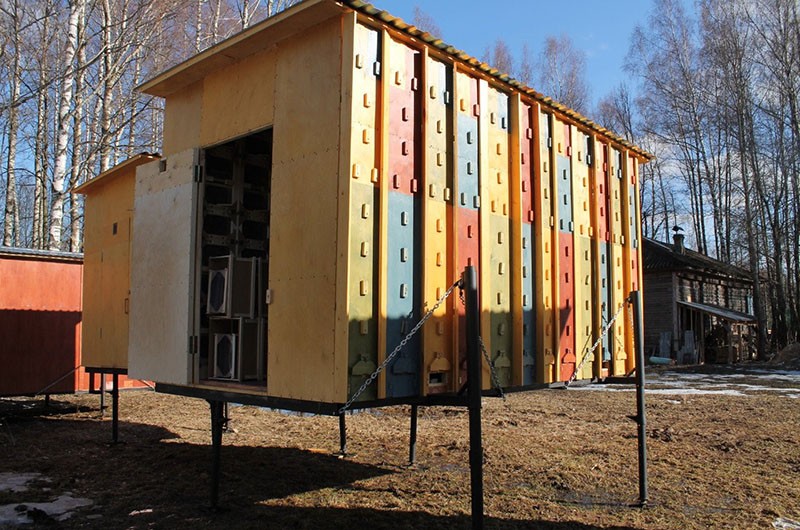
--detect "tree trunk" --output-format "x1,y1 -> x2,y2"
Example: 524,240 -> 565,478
48,0 -> 84,250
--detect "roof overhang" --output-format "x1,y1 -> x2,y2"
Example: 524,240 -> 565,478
137,0 -> 652,160
677,301 -> 756,323
73,153 -> 160,194
138,0 -> 347,98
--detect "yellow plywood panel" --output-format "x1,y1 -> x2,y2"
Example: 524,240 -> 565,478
268,151 -> 342,401
200,47 -> 277,148
100,241 -> 130,369
163,81 -> 202,156
267,276 -> 338,401
79,156 -> 152,370
273,20 -> 342,162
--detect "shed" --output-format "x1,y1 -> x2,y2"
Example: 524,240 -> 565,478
0,247 -> 84,396
83,0 -> 650,409
642,234 -> 756,364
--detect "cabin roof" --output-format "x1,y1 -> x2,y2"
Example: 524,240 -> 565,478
643,237 -> 752,282
138,0 -> 652,160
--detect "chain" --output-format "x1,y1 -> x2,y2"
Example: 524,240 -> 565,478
458,291 -> 507,400
478,335 -> 507,402
338,278 -> 463,414
565,296 -> 631,387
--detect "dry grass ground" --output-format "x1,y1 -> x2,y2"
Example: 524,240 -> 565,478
1,364 -> 799,529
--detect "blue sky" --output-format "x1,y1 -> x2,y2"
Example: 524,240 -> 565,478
374,1 -> 655,112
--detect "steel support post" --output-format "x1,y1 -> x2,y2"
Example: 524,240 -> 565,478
99,373 -> 105,416
409,404 -> 418,465
631,290 -> 648,506
338,412 -> 347,456
209,400 -> 225,509
463,266 -> 484,530
111,373 -> 119,444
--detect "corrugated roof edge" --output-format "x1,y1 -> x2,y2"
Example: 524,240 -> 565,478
0,246 -> 83,262
344,0 -> 652,160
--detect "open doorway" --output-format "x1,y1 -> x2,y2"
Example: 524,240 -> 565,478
197,128 -> 272,387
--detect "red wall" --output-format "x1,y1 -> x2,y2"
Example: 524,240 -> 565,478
0,251 -> 146,396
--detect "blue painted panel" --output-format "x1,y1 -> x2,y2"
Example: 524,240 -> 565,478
601,243 -> 612,361
521,222 -> 535,384
457,113 -> 480,210
557,154 -> 573,232
496,91 -> 509,131
386,191 -> 420,397
355,24 -> 380,77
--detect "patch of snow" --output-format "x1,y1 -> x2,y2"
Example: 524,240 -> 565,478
0,473 -> 40,493
0,494 -> 93,525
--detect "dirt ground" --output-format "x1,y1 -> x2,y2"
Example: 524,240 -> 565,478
1,363 -> 799,529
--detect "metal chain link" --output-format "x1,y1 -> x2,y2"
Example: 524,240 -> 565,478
458,292 -> 507,401
478,335 -> 507,402
566,297 -> 630,387
338,278 -> 463,414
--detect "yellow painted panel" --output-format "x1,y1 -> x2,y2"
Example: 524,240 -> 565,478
535,107 -> 556,383
487,87 -> 510,218
611,242 -> 627,375
200,47 -> 277,148
478,78 -> 492,388
422,200 -> 452,394
163,81 -> 202,156
609,148 -> 624,243
573,235 -> 593,380
571,129 -> 591,236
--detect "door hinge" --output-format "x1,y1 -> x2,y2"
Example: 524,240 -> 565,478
193,165 -> 203,183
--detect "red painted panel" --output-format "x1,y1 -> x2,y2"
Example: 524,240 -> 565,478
387,47 -> 420,196
563,122 -> 572,155
456,207 -> 480,381
596,143 -> 610,242
469,76 -> 479,114
519,103 -> 535,220
558,232 -> 575,381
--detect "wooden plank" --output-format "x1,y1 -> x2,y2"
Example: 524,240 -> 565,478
508,93 -> 524,386
376,28 -> 391,399
335,11 -> 357,403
